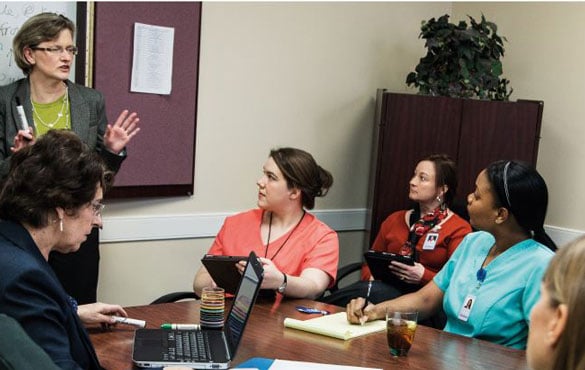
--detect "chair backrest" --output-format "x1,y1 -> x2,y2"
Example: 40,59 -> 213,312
150,291 -> 199,305
0,314 -> 60,370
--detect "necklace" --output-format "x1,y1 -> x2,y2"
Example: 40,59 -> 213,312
31,86 -> 70,130
264,210 -> 306,260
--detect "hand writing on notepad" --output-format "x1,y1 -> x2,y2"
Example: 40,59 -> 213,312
346,297 -> 376,325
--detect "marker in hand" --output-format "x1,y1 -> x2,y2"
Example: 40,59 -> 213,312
15,97 -> 30,131
111,315 -> 146,328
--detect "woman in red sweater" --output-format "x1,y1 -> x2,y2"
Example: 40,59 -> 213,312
322,154 -> 471,323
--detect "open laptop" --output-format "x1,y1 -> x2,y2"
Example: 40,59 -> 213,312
132,251 -> 264,369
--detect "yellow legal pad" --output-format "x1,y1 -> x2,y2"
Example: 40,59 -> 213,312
283,312 -> 386,340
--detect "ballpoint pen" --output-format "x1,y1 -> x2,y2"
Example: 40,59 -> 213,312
361,280 -> 373,325
295,306 -> 330,315
365,280 -> 373,306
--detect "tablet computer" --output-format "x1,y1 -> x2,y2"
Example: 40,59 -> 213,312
364,250 -> 414,284
201,254 -> 248,294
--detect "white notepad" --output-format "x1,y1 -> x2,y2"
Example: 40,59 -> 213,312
283,312 -> 386,340
270,359 -> 381,369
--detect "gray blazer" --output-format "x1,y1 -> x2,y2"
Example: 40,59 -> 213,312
0,78 -> 126,179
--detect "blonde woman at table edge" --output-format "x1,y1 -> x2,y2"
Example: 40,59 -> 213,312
527,235 -> 585,370
347,160 -> 557,349
193,147 -> 339,300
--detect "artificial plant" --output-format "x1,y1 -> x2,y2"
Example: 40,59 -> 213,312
406,14 -> 512,100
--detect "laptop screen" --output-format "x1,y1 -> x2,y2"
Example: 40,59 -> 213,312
224,251 -> 263,358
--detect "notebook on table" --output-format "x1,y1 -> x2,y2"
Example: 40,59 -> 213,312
132,251 -> 264,369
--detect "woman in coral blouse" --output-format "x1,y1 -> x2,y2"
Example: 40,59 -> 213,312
193,147 -> 339,300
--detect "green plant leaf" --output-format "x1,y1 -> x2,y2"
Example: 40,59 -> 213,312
405,13 -> 512,100
492,61 -> 503,76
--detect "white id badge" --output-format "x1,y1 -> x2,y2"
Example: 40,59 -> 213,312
422,233 -> 439,250
458,294 -> 476,322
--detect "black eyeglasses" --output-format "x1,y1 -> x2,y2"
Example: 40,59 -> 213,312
30,46 -> 79,56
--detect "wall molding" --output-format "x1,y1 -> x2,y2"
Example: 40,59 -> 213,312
101,208 -> 583,246
545,225 -> 584,247
100,208 -> 368,243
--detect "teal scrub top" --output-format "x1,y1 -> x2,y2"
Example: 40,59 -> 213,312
434,231 -> 554,349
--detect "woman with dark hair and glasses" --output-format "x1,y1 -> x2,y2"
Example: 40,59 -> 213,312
0,12 -> 141,304
347,160 -> 556,349
193,147 -> 339,300
0,130 -> 127,369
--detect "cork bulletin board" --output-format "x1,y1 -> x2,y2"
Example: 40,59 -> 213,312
93,2 -> 201,198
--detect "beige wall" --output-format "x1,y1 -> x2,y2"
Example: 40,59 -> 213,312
98,2 -> 451,306
100,2 -> 585,306
452,2 -> 585,230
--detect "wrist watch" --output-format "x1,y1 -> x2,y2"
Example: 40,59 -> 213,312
277,273 -> 287,294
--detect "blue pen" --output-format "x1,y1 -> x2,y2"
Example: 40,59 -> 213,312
295,306 -> 329,315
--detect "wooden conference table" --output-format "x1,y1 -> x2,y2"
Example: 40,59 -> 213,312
89,298 -> 529,370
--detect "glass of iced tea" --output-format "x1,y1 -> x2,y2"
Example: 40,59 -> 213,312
386,310 -> 418,356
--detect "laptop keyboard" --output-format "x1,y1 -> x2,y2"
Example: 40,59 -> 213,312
164,330 -> 212,362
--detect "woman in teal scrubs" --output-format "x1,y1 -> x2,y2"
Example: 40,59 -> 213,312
346,160 -> 556,349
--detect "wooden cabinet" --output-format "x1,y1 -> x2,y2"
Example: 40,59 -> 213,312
367,90 -> 543,244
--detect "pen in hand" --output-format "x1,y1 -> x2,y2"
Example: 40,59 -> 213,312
360,280 -> 373,325
365,280 -> 373,306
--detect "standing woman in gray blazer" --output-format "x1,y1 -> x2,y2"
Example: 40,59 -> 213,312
0,12 -> 141,304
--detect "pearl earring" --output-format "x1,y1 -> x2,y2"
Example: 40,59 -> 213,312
436,195 -> 442,204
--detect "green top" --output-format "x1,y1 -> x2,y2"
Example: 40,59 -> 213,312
31,93 -> 70,136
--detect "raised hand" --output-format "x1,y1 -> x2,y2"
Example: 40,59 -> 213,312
104,109 -> 141,154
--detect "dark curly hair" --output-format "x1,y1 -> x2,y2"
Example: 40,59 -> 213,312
0,130 -> 109,228
269,147 -> 333,210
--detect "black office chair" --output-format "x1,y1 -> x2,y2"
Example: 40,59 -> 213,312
150,291 -> 199,305
0,314 -> 61,370
324,262 -> 363,295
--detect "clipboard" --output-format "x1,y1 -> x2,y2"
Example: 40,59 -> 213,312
201,254 -> 248,294
363,250 -> 414,287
